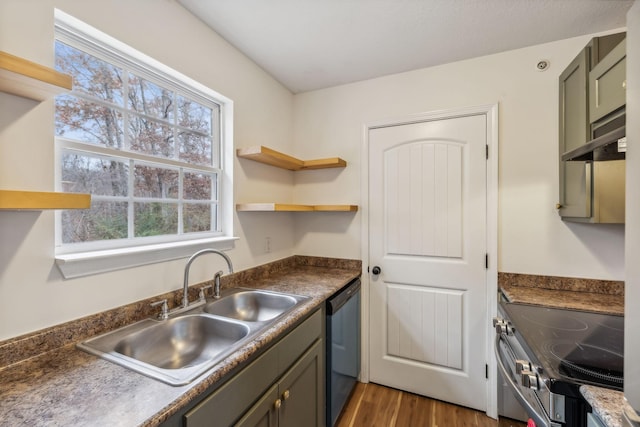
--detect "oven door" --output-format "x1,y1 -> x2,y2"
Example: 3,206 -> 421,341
495,335 -> 562,427
498,367 -> 528,422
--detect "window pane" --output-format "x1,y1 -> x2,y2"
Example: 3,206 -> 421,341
55,24 -> 226,252
179,131 -> 212,166
128,74 -> 174,122
55,41 -> 123,105
128,114 -> 174,157
55,95 -> 124,148
134,164 -> 179,199
62,152 -> 128,196
134,202 -> 178,237
184,172 -> 213,200
184,203 -> 213,233
62,201 -> 128,243
178,95 -> 212,134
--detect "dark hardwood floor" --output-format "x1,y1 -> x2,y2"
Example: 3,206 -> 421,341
335,382 -> 527,427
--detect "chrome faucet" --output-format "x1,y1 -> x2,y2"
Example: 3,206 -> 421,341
213,270 -> 224,299
182,249 -> 234,308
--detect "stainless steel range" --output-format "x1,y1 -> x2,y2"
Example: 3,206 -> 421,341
494,301 -> 624,427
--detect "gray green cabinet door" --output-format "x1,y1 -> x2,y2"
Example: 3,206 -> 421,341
278,340 -> 323,427
559,47 -> 591,219
235,384 -> 279,427
183,345 -> 279,427
235,340 -> 324,427
589,38 -> 626,124
179,310 -> 324,427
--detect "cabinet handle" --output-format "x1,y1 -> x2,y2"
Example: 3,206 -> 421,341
555,203 -> 562,209
282,390 -> 290,400
274,399 -> 282,409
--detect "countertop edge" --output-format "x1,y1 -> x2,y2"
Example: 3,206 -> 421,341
500,283 -> 624,316
581,385 -> 626,427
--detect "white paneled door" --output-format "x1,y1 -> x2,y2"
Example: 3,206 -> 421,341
368,113 -> 488,411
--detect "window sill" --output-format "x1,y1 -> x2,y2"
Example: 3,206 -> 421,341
55,237 -> 238,279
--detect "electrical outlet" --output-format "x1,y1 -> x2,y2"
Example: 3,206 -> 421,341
264,237 -> 271,253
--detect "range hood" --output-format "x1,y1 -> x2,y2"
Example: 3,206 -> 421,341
562,126 -> 626,162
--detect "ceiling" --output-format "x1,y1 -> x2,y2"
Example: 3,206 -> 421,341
177,0 -> 634,93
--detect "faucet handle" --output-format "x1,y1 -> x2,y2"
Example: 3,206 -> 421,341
213,270 -> 224,299
150,299 -> 169,320
198,285 -> 213,302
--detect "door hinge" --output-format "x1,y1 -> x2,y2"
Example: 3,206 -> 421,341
485,254 -> 489,269
486,145 -> 489,159
486,364 -> 489,379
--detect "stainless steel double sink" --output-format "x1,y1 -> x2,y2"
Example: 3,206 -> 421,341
78,288 -> 309,385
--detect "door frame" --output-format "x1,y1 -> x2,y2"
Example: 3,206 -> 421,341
359,104 -> 499,418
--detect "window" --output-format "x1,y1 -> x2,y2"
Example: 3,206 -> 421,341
54,10 -> 234,278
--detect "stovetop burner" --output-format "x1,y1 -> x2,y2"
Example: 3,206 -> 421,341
500,302 -> 624,391
549,341 -> 623,387
522,314 -> 589,331
559,359 -> 623,388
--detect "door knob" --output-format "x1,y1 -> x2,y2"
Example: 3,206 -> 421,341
371,266 -> 381,275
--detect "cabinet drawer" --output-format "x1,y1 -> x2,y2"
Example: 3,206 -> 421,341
589,38 -> 626,123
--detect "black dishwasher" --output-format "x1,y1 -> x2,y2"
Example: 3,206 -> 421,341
326,277 -> 361,427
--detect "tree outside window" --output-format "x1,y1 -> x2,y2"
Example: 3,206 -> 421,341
55,41 -> 221,247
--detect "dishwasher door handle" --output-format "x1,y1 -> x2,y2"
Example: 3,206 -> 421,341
327,279 -> 361,314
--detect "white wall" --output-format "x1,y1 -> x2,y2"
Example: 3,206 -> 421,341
0,0 -> 297,340
0,2 -> 627,341
292,32 -> 625,280
624,0 -> 640,413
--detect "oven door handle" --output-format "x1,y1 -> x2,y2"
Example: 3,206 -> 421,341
494,335 -> 549,427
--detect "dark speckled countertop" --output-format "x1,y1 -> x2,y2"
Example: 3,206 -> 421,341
581,385 -> 626,427
499,272 -> 626,427
0,255 -> 361,427
499,272 -> 624,315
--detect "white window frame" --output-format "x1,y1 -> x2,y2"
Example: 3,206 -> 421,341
53,9 -> 235,279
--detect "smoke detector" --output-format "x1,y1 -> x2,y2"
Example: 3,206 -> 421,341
536,60 -> 550,72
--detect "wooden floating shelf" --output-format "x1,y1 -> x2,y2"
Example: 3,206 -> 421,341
0,54 -> 85,211
0,50 -> 72,101
236,203 -> 358,212
313,205 -> 359,212
0,190 -> 91,210
237,146 -> 346,171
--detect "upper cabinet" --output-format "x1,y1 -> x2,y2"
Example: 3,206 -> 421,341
0,50 -> 72,101
0,51 -> 90,210
558,33 -> 626,223
558,45 -> 591,219
589,39 -> 626,124
236,145 -> 357,212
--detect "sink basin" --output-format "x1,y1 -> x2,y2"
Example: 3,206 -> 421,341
78,288 -> 309,385
204,290 -> 299,322
78,314 -> 253,385
114,315 -> 250,369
